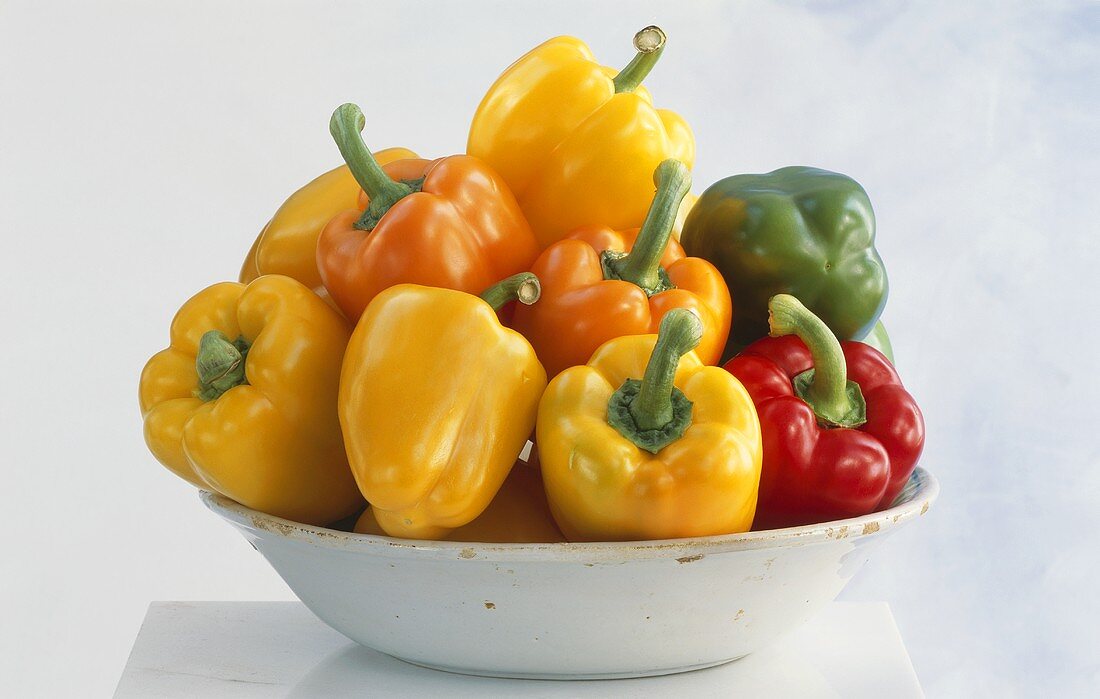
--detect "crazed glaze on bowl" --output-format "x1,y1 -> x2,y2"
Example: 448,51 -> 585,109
202,467 -> 938,679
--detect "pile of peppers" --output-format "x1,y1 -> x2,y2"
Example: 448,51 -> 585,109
140,26 -> 924,540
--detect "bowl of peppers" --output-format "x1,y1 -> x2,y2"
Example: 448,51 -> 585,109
139,26 -> 935,679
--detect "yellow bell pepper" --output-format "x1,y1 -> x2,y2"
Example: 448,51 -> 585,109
340,273 -> 548,540
353,460 -> 564,543
139,275 -> 363,525
468,26 -> 695,248
239,148 -> 418,296
537,309 -> 762,541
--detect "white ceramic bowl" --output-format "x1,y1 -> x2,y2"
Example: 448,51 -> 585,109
202,467 -> 937,680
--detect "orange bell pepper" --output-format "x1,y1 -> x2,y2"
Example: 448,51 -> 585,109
239,149 -> 417,303
512,159 -> 731,378
317,103 -> 540,320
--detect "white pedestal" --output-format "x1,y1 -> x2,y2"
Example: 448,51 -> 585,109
115,601 -> 922,697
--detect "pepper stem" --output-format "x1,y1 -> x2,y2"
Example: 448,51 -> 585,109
479,272 -> 541,311
606,309 -> 702,454
603,159 -> 690,295
329,103 -> 413,231
194,331 -> 250,401
768,294 -> 867,428
612,26 -> 666,94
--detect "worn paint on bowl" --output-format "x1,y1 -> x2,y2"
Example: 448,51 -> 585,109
202,468 -> 938,679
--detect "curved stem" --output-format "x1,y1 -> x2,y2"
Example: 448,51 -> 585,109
194,331 -> 250,401
605,159 -> 690,293
632,309 -> 702,430
478,272 -> 541,311
606,309 -> 701,454
768,294 -> 866,427
612,26 -> 666,93
329,103 -> 413,231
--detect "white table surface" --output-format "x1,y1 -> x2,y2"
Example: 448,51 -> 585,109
114,601 -> 921,698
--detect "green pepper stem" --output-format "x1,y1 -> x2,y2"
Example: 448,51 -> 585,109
194,331 -> 250,401
605,310 -> 701,453
479,272 -> 541,311
768,294 -> 866,428
632,309 -> 702,430
605,159 -> 690,293
329,103 -> 413,231
612,26 -> 666,94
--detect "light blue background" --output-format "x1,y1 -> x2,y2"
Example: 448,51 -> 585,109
1,1 -> 1097,695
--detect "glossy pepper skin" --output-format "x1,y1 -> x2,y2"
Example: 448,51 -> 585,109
538,310 -> 761,541
513,159 -> 731,378
682,166 -> 889,359
318,104 -> 540,320
139,275 -> 363,525
339,275 -> 548,540
239,148 -> 418,303
724,295 -> 924,529
354,461 -> 564,543
468,26 -> 695,248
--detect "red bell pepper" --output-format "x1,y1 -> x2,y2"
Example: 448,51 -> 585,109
724,294 -> 925,529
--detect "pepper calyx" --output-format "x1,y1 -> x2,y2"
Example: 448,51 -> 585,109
600,250 -> 674,296
791,369 -> 867,429
194,330 -> 251,401
400,176 -> 426,192
607,379 -> 693,454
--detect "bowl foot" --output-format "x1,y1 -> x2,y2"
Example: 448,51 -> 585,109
390,654 -> 748,680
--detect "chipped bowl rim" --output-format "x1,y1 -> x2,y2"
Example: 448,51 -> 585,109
201,467 -> 937,563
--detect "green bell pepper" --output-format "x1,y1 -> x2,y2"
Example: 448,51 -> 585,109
681,166 -> 889,359
861,320 -> 894,363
